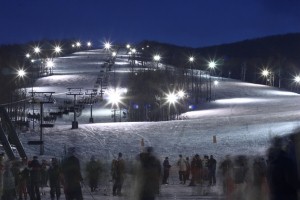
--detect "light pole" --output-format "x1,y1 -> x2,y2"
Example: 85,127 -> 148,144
188,56 -> 195,100
153,54 -> 161,70
262,69 -> 274,86
166,92 -> 177,120
107,89 -> 122,122
293,75 -> 300,92
213,80 -> 219,101
208,61 -> 216,101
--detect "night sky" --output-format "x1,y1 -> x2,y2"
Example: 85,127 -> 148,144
1,0 -> 300,48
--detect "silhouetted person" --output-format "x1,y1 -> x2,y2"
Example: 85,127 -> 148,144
28,156 -> 41,200
61,147 -> 83,200
137,147 -> 161,200
267,136 -> 298,200
48,158 -> 61,200
185,157 -> 191,180
252,156 -> 268,200
2,161 -> 16,200
86,155 -> 102,192
112,152 -> 125,196
177,154 -> 187,184
219,155 -> 234,198
208,155 -> 217,186
162,157 -> 171,184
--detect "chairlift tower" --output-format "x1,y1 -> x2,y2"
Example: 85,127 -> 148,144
85,89 -> 98,123
28,91 -> 55,155
66,88 -> 83,129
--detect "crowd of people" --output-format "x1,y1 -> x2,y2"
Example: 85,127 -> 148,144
0,133 -> 298,200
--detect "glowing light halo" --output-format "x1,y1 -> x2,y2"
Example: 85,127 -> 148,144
46,59 -> 54,68
166,92 -> 178,105
189,56 -> 194,62
208,61 -> 216,69
53,45 -> 62,54
17,69 -> 26,77
107,88 -> 123,107
153,54 -> 161,62
103,41 -> 112,50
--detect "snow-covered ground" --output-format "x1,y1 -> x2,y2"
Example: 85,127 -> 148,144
13,48 -> 300,199
20,49 -> 300,162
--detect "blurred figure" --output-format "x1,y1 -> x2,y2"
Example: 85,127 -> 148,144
136,147 -> 161,200
162,157 -> 171,184
208,155 -> 217,186
28,156 -> 41,200
18,160 -> 30,200
48,158 -> 61,200
202,155 -> 209,182
86,155 -> 102,192
194,154 -> 202,184
2,161 -> 16,200
267,136 -> 298,200
232,155 -> 248,200
251,156 -> 268,200
40,159 -> 48,195
185,157 -> 191,180
177,154 -> 187,184
112,152 -> 125,196
61,147 -> 83,200
188,155 -> 197,186
219,155 -> 234,200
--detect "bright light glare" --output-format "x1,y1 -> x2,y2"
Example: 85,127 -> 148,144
126,44 -> 131,49
107,89 -> 122,106
26,53 -> 31,58
17,69 -> 26,77
103,42 -> 112,50
214,80 -> 219,86
112,51 -> 117,57
76,42 -> 81,47
262,69 -> 269,76
46,60 -> 54,68
295,76 -> 300,83
87,42 -> 92,47
209,61 -> 216,69
189,56 -> 194,62
131,48 -> 136,53
166,92 -> 178,104
34,47 -> 41,54
153,54 -> 161,61
54,46 -> 62,54
177,90 -> 185,98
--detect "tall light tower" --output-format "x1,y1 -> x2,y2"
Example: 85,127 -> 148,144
208,61 -> 216,101
153,54 -> 161,70
189,56 -> 195,97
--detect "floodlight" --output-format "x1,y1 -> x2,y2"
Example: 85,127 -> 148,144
17,69 -> 26,77
166,92 -> 178,104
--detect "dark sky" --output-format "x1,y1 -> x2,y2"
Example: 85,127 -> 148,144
1,0 -> 300,48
